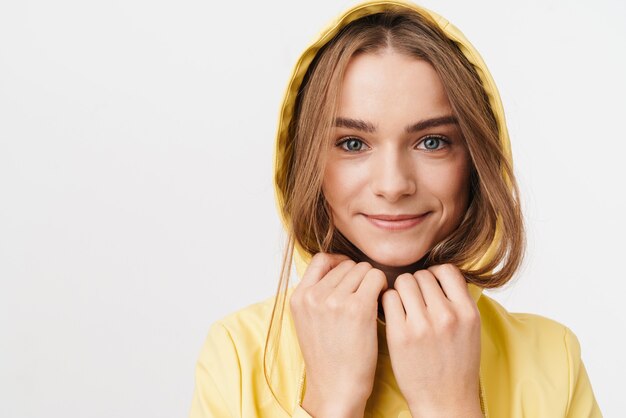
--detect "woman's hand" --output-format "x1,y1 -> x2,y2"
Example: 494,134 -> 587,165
381,263 -> 482,418
290,252 -> 388,418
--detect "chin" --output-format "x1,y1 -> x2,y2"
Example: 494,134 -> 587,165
361,245 -> 428,268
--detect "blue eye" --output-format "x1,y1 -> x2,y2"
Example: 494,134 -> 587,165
417,135 -> 449,151
336,137 -> 368,152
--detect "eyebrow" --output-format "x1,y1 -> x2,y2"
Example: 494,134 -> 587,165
333,115 -> 459,134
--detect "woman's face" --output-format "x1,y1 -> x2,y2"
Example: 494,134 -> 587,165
322,50 -> 472,272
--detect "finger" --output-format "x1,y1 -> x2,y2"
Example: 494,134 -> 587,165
300,252 -> 351,289
392,273 -> 426,319
319,258 -> 358,289
355,268 -> 388,302
381,289 -> 406,324
334,262 -> 375,294
426,264 -> 470,304
413,269 -> 449,310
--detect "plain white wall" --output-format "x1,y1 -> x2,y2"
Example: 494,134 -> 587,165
1,0 -> 624,416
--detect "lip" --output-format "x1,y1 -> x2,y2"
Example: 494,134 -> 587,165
364,213 -> 430,230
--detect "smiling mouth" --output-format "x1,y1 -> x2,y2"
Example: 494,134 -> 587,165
363,212 -> 430,230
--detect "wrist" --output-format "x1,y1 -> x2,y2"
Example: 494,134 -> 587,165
301,398 -> 366,418
408,386 -> 483,418
301,390 -> 367,418
302,382 -> 369,418
408,398 -> 482,418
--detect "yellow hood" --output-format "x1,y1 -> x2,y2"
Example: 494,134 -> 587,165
272,0 -> 512,294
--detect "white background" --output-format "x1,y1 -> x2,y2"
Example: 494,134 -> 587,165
1,0 -> 624,417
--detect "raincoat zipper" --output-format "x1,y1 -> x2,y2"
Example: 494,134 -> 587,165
479,369 -> 488,417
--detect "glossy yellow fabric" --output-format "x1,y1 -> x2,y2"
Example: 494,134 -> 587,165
190,285 -> 602,417
189,1 -> 602,416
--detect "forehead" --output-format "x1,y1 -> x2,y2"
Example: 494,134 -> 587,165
337,51 -> 452,124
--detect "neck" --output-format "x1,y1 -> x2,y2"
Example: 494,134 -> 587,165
360,255 -> 428,289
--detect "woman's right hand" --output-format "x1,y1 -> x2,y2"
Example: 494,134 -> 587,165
290,252 -> 388,418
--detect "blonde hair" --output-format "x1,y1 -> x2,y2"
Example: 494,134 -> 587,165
265,6 -> 525,410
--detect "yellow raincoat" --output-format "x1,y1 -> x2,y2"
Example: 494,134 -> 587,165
189,1 -> 602,416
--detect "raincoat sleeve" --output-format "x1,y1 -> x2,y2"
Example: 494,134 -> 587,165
189,321 -> 241,417
189,320 -> 314,418
564,327 -> 603,417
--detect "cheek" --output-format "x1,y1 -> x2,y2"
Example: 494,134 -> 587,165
322,161 -> 368,211
423,157 -> 472,210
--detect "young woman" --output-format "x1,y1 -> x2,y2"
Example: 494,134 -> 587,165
190,1 -> 602,417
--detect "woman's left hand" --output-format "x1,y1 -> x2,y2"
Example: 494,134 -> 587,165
381,263 -> 483,418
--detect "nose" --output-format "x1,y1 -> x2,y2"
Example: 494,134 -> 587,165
370,146 -> 417,202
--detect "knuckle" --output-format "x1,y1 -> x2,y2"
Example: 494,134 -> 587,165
345,299 -> 365,317
364,268 -> 386,284
426,264 -> 441,273
426,263 -> 440,274
311,252 -> 327,264
439,263 -> 452,271
402,324 -> 430,345
339,259 -> 356,269
381,288 -> 398,302
436,310 -> 458,330
442,263 -> 462,279
413,269 -> 431,282
395,273 -> 415,288
428,263 -> 456,274
303,289 -> 321,307
326,294 -> 343,311
442,263 -> 458,272
463,305 -> 481,324
367,268 -> 385,279
356,261 -> 372,269
409,322 -> 430,339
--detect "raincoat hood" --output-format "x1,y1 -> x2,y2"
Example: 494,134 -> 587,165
272,0 -> 511,299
